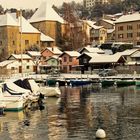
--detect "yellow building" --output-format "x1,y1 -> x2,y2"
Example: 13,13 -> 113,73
83,20 -> 107,45
115,12 -> 140,46
30,1 -> 64,46
0,13 -> 41,60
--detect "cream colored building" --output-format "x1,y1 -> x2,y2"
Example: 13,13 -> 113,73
83,0 -> 109,9
115,12 -> 140,46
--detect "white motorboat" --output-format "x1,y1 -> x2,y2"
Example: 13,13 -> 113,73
22,78 -> 61,98
0,81 -> 32,111
39,86 -> 61,97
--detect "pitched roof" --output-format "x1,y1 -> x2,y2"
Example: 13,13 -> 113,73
77,52 -> 100,59
29,1 -> 64,23
27,51 -> 41,57
61,51 -> 80,57
102,19 -> 115,25
0,60 -> 15,67
10,13 -> 40,33
130,51 -> 140,58
115,49 -> 139,56
42,47 -> 62,55
0,13 -> 18,26
0,13 -> 40,34
107,28 -> 115,33
89,53 -> 124,63
79,46 -> 105,54
8,54 -> 32,60
40,33 -> 54,42
115,12 -> 140,23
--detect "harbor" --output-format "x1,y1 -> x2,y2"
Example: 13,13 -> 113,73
0,84 -> 139,140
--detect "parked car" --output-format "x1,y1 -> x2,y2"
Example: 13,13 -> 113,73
98,69 -> 117,77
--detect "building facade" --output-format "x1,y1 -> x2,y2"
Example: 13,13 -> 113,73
115,12 -> 140,46
30,1 -> 64,46
0,13 -> 40,60
83,0 -> 109,9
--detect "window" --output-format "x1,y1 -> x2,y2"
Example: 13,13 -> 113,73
127,25 -> 133,30
137,32 -> 140,37
25,40 -> 29,45
118,26 -> 123,31
11,67 -> 15,70
118,34 -> 123,39
26,66 -> 29,69
127,33 -> 133,38
69,57 -> 72,62
64,57 -> 67,62
69,65 -> 72,71
0,41 -> 2,45
83,58 -> 87,63
13,41 -> 15,45
137,24 -> 140,29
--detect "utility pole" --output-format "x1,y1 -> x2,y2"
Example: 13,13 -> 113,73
19,9 -> 23,77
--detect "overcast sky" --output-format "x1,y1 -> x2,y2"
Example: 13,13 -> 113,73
0,0 -> 82,9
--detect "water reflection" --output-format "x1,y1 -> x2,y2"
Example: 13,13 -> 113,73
0,85 -> 139,140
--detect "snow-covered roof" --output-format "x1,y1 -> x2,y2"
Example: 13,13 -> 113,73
85,20 -> 102,29
8,54 -> 32,60
130,51 -> 140,58
0,13 -> 40,34
107,28 -> 115,34
62,51 -> 80,57
10,13 -> 40,33
116,49 -> 139,56
80,46 -> 105,54
0,13 -> 18,26
102,19 -> 115,25
0,60 -> 15,67
27,51 -> 41,57
29,1 -> 64,24
115,12 -> 140,23
43,47 -> 62,55
77,52 -> 100,59
89,53 -> 124,63
40,33 -> 54,42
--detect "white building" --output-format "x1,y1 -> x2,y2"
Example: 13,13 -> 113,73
83,0 -> 109,9
0,54 -> 36,76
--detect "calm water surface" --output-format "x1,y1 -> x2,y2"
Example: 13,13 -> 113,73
0,85 -> 140,140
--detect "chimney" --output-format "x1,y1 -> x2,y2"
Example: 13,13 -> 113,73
16,9 -> 21,19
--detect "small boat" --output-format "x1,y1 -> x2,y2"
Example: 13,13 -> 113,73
70,79 -> 92,86
115,80 -> 136,87
135,80 -> 140,86
100,79 -> 115,87
40,86 -> 61,97
16,78 -> 61,98
0,82 -> 31,111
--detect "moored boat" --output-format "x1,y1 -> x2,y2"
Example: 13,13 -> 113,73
100,79 -> 115,87
70,79 -> 92,86
0,82 -> 30,111
135,80 -> 140,86
115,80 -> 136,87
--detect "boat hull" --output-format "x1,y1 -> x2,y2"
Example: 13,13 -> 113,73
116,80 -> 135,87
0,97 -> 25,112
100,80 -> 114,87
70,79 -> 92,86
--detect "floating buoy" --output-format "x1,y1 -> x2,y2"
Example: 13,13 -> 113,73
96,129 -> 106,139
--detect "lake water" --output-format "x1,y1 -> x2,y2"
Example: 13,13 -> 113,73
0,85 -> 140,140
